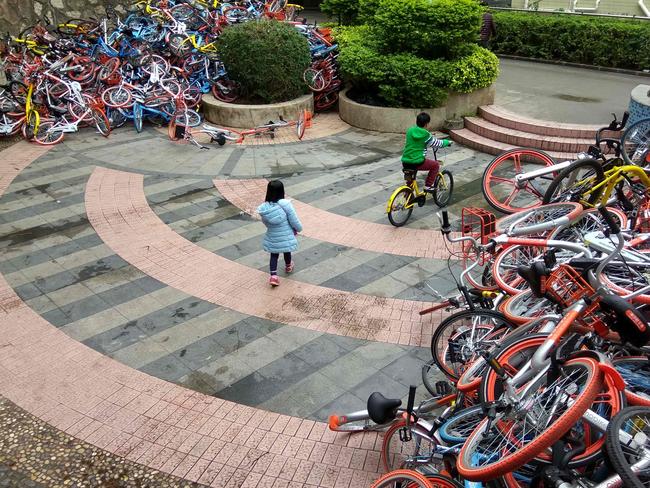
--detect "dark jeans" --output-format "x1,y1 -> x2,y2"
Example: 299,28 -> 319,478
404,159 -> 440,187
270,252 -> 292,275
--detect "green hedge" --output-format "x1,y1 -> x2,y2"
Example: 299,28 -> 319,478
492,12 -> 650,71
217,21 -> 311,103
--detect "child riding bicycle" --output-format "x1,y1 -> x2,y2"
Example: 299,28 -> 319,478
401,112 -> 452,192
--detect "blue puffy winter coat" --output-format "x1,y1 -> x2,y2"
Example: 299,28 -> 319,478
257,199 -> 303,253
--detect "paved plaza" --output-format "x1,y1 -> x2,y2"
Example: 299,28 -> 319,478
0,59 -> 645,486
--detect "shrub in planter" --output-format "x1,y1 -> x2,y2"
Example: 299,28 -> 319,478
217,20 -> 311,104
334,1 -> 499,110
492,12 -> 650,71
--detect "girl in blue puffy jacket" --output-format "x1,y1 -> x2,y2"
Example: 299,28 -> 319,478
257,180 -> 303,287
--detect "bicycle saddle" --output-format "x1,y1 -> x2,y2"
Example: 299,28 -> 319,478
599,294 -> 650,346
517,262 -> 551,298
367,392 -> 402,425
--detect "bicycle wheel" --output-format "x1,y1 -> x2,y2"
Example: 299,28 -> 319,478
621,117 -> 650,166
91,108 -> 111,137
600,263 -> 650,304
430,309 -> 513,381
492,245 -> 544,296
482,148 -> 557,214
296,110 -> 306,140
501,290 -> 555,325
613,357 -> 650,407
438,405 -> 484,445
542,158 -> 605,206
387,187 -> 415,227
212,80 -> 241,103
371,470 -> 434,488
168,34 -> 191,57
457,356 -> 602,481
22,110 -> 39,140
314,91 -> 338,111
102,86 -> 132,108
480,335 -> 624,468
106,108 -> 127,129
381,419 -> 437,472
549,207 -> 628,241
605,406 -> 650,488
304,68 -> 326,92
32,120 -> 64,145
174,109 -> 201,128
133,103 -> 143,133
421,359 -> 445,397
97,57 -> 120,81
433,170 -> 453,208
494,202 -> 583,236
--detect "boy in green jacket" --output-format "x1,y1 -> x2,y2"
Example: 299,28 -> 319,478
402,112 -> 452,192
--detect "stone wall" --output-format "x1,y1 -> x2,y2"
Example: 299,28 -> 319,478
0,0 -> 131,36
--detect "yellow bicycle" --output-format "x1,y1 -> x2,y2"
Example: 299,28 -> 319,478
21,84 -> 40,140
543,157 -> 650,209
386,152 -> 454,227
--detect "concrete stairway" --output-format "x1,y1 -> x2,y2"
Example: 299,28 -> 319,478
451,105 -> 602,160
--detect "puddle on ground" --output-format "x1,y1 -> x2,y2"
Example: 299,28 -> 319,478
0,217 -> 89,246
552,93 -> 602,103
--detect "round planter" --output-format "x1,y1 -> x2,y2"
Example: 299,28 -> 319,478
628,84 -> 650,126
201,93 -> 314,128
339,85 -> 496,133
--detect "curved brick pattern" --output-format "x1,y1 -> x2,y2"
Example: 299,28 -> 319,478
214,179 -> 460,260
0,144 -> 385,487
86,168 -> 443,348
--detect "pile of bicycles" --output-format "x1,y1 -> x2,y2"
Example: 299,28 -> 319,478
0,0 -> 340,145
331,197 -> 650,487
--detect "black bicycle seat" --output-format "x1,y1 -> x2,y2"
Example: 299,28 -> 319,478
367,392 -> 402,425
517,262 -> 551,298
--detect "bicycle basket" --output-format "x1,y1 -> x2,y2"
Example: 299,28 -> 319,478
461,207 -> 496,244
545,264 -> 606,334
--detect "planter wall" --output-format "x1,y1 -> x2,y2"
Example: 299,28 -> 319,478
629,84 -> 650,126
339,85 -> 496,133
201,94 -> 314,129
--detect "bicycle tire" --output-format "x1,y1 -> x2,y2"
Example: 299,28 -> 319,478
381,419 -> 437,472
480,335 -> 624,468
304,68 -> 326,92
438,405 -> 484,445
605,406 -> 650,488
371,469 -> 434,488
212,80 -> 240,103
482,148 -> 557,214
621,117 -> 650,166
133,103 -> 143,133
296,110 -> 306,140
102,86 -> 132,109
599,263 -> 650,305
494,202 -> 583,236
32,120 -> 64,145
168,34 -> 191,57
387,187 -> 414,227
433,170 -> 453,207
613,357 -> 650,408
549,207 -> 628,241
423,474 -> 463,488
430,309 -> 513,381
542,158 -> 605,206
92,108 -> 111,137
457,356 -> 602,481
22,110 -> 39,140
501,290 -> 555,325
97,57 -> 120,81
492,244 -> 544,296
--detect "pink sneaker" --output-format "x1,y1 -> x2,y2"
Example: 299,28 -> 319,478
269,275 -> 280,287
285,262 -> 294,274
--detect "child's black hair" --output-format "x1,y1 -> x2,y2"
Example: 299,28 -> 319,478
416,112 -> 431,128
265,180 -> 285,202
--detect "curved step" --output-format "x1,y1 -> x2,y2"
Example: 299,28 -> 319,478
479,105 -> 602,139
464,117 -> 592,154
450,128 -> 576,161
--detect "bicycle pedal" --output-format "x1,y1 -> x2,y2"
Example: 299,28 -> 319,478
398,427 -> 412,442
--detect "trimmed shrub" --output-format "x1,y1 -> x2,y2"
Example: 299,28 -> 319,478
492,12 -> 650,71
217,20 -> 311,103
373,0 -> 483,58
448,45 -> 500,93
320,0 -> 360,25
334,2 -> 499,109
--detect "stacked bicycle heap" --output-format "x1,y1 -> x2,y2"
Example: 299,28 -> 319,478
0,0 -> 341,145
332,114 -> 650,488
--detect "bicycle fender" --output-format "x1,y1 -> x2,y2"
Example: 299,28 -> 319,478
386,185 -> 412,213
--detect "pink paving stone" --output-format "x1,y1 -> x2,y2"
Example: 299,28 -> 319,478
198,461 -> 224,485
184,456 -> 212,482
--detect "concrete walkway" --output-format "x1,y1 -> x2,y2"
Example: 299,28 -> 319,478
495,57 -> 646,125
